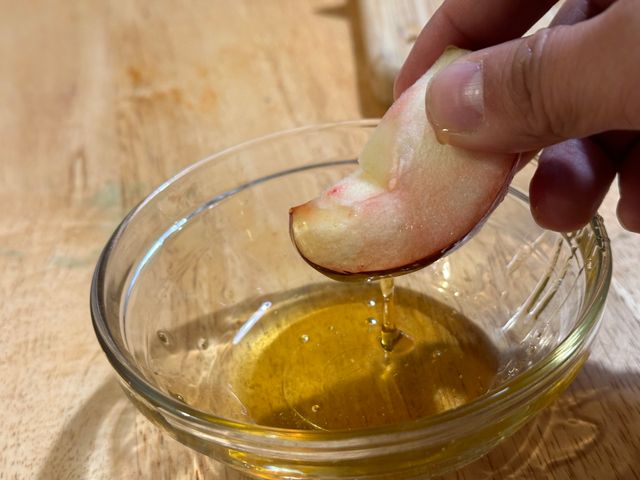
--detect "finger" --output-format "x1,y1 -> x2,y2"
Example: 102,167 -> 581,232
425,1 -> 640,153
593,130 -> 640,159
393,0 -> 557,99
550,0 -> 590,25
617,141 -> 640,233
550,0 -> 613,26
529,139 -> 617,232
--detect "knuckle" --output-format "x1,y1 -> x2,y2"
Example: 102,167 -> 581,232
505,28 -> 573,140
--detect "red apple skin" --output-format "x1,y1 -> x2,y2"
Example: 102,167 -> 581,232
289,48 -> 518,279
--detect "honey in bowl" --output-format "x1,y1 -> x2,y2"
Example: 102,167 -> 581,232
151,279 -> 500,431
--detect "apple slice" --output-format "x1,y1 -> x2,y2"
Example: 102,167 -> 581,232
289,48 -> 518,279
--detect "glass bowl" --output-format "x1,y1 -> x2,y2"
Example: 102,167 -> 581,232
91,120 -> 611,479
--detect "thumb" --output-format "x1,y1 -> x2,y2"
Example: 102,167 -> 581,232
425,2 -> 640,153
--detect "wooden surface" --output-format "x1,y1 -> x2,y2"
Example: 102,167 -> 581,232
1,1 -> 639,479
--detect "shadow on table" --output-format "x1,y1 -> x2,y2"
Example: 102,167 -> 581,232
315,1 -> 389,119
38,363 -> 640,479
36,376 -> 240,480
444,363 -> 640,480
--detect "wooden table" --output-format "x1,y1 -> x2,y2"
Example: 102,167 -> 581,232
2,1 -> 639,478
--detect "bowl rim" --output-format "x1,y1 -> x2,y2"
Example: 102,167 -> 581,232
90,119 -> 612,446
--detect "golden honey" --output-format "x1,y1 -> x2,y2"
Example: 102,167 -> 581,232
221,281 -> 500,430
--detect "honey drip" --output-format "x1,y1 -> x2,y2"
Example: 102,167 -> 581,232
379,277 -> 401,351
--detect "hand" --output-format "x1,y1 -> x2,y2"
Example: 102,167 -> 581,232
394,0 -> 640,233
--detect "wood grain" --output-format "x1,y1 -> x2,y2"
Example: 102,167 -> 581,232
1,1 -> 639,479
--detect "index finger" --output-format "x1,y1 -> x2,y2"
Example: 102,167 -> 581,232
393,0 -> 558,99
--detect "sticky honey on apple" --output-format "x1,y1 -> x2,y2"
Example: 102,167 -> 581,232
221,283 -> 499,430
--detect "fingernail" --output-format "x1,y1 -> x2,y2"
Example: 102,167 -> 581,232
426,61 -> 484,137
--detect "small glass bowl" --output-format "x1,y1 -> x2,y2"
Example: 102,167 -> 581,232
91,120 -> 611,479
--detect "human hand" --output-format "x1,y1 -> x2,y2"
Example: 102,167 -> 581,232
394,0 -> 640,233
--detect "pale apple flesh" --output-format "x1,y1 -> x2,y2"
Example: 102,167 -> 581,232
289,48 -> 518,278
